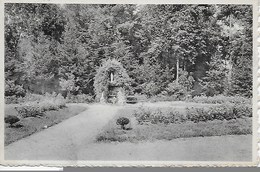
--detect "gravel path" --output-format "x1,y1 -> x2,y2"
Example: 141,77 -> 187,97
5,104 -> 121,160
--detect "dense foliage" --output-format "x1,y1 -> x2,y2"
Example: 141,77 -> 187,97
5,4 -> 252,99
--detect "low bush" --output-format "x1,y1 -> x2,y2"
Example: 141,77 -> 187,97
165,82 -> 187,100
5,95 -> 24,104
133,107 -> 187,125
186,104 -> 231,123
15,102 -> 43,118
5,80 -> 26,97
133,107 -> 151,124
15,93 -> 66,118
66,94 -> 94,103
22,93 -> 45,102
116,117 -> 130,130
190,95 -> 251,104
5,115 -> 20,126
186,103 -> 252,123
233,103 -> 252,118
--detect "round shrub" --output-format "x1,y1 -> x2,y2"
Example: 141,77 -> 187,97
116,117 -> 130,130
5,115 -> 20,127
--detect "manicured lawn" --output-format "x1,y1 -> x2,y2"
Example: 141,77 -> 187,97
85,135 -> 252,161
5,104 -> 87,146
96,106 -> 252,142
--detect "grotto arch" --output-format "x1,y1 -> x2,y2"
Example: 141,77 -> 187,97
93,59 -> 131,105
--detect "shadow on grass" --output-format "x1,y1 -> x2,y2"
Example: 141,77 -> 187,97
12,124 -> 23,128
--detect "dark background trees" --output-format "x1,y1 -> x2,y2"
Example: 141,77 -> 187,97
4,4 -> 253,99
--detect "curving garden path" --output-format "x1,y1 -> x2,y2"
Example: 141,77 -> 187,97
5,104 -> 121,160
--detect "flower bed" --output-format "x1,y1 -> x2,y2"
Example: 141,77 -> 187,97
96,106 -> 252,143
96,100 -> 252,143
15,93 -> 66,118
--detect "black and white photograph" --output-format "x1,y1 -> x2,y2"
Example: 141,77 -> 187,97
0,0 -> 258,167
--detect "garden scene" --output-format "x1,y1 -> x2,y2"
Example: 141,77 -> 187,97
4,4 -> 252,161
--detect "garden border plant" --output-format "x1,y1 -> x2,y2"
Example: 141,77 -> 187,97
15,93 -> 67,118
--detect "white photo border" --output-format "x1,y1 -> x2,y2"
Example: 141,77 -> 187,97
0,0 -> 258,167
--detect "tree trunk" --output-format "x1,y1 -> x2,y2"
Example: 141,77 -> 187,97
176,57 -> 179,84
227,14 -> 233,94
41,82 -> 45,95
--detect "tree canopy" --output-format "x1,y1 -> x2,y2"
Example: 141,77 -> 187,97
5,4 -> 253,98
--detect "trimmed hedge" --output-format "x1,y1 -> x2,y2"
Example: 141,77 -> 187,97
133,103 -> 252,124
186,104 -> 232,123
190,95 -> 251,104
133,107 -> 187,125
